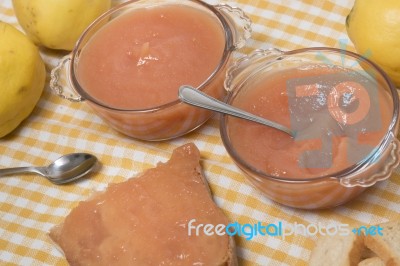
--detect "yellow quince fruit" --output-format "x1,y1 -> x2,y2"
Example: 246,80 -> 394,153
346,0 -> 400,87
0,22 -> 46,138
12,0 -> 111,51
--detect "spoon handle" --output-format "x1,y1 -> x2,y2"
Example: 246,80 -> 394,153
0,166 -> 44,177
178,85 -> 294,136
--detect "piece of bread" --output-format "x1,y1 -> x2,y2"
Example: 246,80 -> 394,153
363,220 -> 400,266
49,143 -> 237,266
358,257 -> 385,266
309,234 -> 364,266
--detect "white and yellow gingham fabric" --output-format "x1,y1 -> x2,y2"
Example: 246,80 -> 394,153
1,0 -> 399,265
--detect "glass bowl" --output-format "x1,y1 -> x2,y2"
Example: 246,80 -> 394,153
220,48 -> 400,209
50,0 -> 251,141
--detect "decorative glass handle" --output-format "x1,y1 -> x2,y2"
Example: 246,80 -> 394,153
50,55 -> 83,102
340,137 -> 400,187
214,4 -> 252,50
224,48 -> 284,91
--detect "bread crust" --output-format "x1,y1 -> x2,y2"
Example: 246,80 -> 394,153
309,219 -> 400,266
363,220 -> 400,266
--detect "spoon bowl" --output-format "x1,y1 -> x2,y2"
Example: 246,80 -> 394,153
0,153 -> 98,185
178,85 -> 295,137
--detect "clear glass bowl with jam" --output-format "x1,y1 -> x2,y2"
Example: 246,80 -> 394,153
220,48 -> 400,209
51,0 -> 251,141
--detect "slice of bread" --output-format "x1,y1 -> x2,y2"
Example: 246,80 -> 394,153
309,234 -> 364,266
50,143 -> 237,266
358,257 -> 385,266
363,220 -> 400,266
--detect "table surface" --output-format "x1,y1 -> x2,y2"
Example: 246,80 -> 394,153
1,0 -> 399,265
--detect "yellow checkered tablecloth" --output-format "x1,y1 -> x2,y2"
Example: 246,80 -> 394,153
1,0 -> 399,265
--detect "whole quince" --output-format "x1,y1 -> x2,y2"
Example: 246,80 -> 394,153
0,22 -> 45,138
346,0 -> 400,87
12,0 -> 111,51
